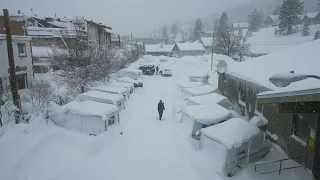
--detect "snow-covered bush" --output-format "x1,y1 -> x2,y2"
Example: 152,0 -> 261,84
314,30 -> 320,40
302,23 -> 310,36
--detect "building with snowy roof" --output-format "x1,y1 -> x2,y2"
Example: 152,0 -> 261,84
301,12 -> 320,24
264,15 -> 280,27
232,22 -> 249,30
217,40 -> 320,176
199,37 -> 214,54
145,43 -> 174,56
172,42 -> 205,57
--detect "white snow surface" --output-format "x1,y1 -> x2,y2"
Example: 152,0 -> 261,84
187,93 -> 227,105
63,101 -> 119,119
249,116 -> 267,127
201,118 -> 260,149
176,82 -> 204,88
176,43 -> 205,51
75,91 -> 123,104
228,40 -> 320,91
184,84 -> 218,96
0,54 -> 314,180
182,103 -> 232,124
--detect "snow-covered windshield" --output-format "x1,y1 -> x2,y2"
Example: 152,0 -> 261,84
1,1 -> 319,180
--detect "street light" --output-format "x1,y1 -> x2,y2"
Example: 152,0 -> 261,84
269,72 -> 320,87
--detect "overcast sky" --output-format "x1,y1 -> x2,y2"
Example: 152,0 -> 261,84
2,0 -> 255,36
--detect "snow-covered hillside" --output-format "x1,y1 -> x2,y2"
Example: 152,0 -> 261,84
248,24 -> 320,54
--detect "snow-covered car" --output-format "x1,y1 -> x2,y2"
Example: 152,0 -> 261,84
161,69 -> 172,77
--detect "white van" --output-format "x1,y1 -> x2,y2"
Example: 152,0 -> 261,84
117,69 -> 143,87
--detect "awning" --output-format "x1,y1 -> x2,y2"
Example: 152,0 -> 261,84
257,88 -> 320,104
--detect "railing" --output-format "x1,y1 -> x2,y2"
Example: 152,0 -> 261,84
254,156 -> 308,175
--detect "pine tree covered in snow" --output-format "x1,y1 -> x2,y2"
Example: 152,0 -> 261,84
214,12 -> 239,57
274,28 -> 279,35
193,19 -> 204,41
171,23 -> 178,37
248,8 -> 262,32
161,25 -> 169,44
302,23 -> 310,36
237,28 -> 251,62
314,30 -> 320,40
278,0 -> 304,34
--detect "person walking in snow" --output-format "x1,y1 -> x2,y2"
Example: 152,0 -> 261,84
158,100 -> 165,120
156,66 -> 159,75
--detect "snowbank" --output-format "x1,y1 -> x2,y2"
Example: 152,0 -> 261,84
90,85 -> 128,95
249,116 -> 268,127
176,43 -> 205,51
201,118 -> 260,149
182,103 -> 232,125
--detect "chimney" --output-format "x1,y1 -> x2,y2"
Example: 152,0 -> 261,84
18,10 -> 21,14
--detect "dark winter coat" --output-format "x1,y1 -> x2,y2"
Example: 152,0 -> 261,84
158,102 -> 165,113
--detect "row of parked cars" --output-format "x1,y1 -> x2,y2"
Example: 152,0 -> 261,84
54,68 -> 144,135
139,64 -> 172,77
177,81 -> 271,177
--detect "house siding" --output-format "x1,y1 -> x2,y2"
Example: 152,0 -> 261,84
219,73 -> 318,170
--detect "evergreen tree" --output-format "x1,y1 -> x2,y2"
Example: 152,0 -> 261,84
214,12 -> 239,57
278,0 -> 304,34
171,23 -> 178,37
274,28 -> 279,35
162,25 -> 169,44
302,23 -> 310,36
273,5 -> 281,15
193,18 -> 204,41
237,28 -> 251,62
249,8 -> 261,32
314,30 -> 320,40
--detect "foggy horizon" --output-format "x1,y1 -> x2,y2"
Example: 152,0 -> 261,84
2,0 -> 261,36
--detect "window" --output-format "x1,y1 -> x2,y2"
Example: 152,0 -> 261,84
17,43 -> 26,56
256,102 -> 263,113
292,114 -> 309,142
16,73 -> 27,90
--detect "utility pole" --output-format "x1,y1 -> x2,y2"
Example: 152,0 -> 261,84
3,9 -> 20,124
210,31 -> 215,71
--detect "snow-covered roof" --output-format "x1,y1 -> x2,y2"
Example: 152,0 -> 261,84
63,101 -> 119,119
201,118 -> 261,149
257,87 -> 320,100
108,81 -> 134,89
116,77 -> 137,84
145,44 -> 174,53
302,12 -> 319,19
187,93 -> 228,105
176,43 -> 205,51
268,15 -> 279,22
176,82 -> 204,89
182,103 -> 232,124
233,22 -> 249,28
227,40 -> 320,91
32,46 -> 53,58
76,90 -> 124,104
184,85 -> 218,96
89,85 -> 128,94
120,68 -> 143,74
200,37 -> 214,47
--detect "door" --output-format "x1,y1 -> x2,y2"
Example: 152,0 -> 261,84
313,115 -> 320,180
16,73 -> 27,89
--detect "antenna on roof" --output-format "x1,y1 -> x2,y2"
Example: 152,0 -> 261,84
55,13 -> 56,17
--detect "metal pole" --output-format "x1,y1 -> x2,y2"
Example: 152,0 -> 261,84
210,32 -> 215,71
279,161 -> 282,175
3,9 -> 20,124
